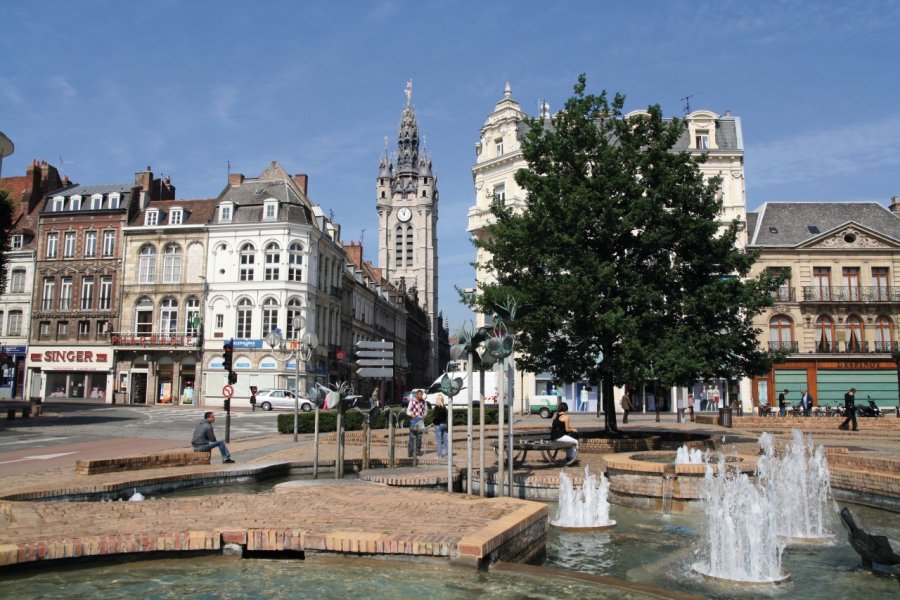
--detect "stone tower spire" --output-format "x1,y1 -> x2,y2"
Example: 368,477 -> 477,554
396,105 -> 420,174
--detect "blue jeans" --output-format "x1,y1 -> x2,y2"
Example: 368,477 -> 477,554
434,423 -> 448,458
193,440 -> 231,460
407,419 -> 424,456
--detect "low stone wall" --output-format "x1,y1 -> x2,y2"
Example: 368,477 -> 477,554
75,451 -> 211,475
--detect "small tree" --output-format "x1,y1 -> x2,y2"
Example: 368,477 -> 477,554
473,75 -> 782,431
0,189 -> 14,294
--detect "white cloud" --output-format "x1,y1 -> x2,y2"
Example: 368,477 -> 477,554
747,114 -> 900,189
49,76 -> 78,98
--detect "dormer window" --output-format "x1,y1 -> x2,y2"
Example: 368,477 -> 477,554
219,203 -> 233,223
108,193 -> 121,209
69,195 -> 82,211
695,130 -> 709,149
52,196 -> 65,212
11,234 -> 23,250
495,137 -> 504,157
264,199 -> 278,220
145,209 -> 159,226
169,208 -> 183,225
91,194 -> 104,210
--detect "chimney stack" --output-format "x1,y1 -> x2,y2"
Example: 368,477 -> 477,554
228,173 -> 244,187
293,173 -> 308,195
135,166 -> 153,191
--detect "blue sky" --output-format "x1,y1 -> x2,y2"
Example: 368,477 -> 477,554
2,1 -> 898,329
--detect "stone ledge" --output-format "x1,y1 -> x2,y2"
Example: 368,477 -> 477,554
75,451 -> 211,475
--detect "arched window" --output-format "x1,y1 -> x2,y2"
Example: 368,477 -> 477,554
265,243 -> 281,281
288,243 -> 303,282
135,297 -> 154,334
262,297 -> 279,336
405,225 -> 413,266
138,245 -> 157,283
287,299 -> 303,339
395,226 -> 403,267
159,297 -> 178,334
768,315 -> 793,352
816,316 -> 834,352
236,298 -> 253,339
162,244 -> 182,283
240,244 -> 256,281
185,297 -> 200,336
874,316 -> 893,352
845,315 -> 865,352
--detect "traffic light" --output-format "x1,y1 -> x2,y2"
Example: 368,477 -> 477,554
222,339 -> 233,372
228,371 -> 238,385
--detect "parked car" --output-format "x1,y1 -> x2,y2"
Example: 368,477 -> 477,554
529,394 -> 561,419
256,389 -> 313,412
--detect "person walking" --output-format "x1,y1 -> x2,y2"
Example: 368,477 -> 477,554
550,402 -> 579,462
839,387 -> 858,431
191,412 -> 235,463
620,386 -> 632,424
407,389 -> 427,457
800,389 -> 814,417
432,393 -> 449,460
778,389 -> 789,417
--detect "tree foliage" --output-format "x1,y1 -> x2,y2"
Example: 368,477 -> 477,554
0,189 -> 13,294
474,75 -> 780,396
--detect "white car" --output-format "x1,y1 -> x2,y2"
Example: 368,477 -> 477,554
256,389 -> 313,412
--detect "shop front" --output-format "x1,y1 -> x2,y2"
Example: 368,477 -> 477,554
0,345 -> 26,400
27,346 -> 113,402
753,358 -> 899,411
114,351 -> 201,405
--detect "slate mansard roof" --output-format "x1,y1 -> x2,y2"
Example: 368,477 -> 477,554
747,201 -> 900,248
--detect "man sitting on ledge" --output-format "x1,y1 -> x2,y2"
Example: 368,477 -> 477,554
192,411 -> 235,463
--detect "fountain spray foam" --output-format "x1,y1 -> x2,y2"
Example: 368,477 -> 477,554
553,467 -> 615,528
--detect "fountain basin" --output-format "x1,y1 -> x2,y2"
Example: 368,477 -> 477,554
692,564 -> 791,585
604,451 -> 756,513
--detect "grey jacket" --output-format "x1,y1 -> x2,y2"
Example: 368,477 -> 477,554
192,420 -> 216,447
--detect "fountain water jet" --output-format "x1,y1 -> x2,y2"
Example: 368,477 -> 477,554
757,430 -> 833,543
675,445 -> 703,464
552,467 -> 616,531
693,455 -> 788,583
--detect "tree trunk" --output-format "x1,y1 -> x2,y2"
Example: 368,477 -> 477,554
602,378 -> 618,432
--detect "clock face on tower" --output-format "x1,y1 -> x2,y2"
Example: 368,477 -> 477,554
397,207 -> 412,222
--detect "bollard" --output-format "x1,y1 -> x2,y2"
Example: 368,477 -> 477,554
677,407 -> 685,423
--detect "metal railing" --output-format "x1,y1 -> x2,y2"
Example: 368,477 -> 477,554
110,331 -> 201,347
768,341 -> 799,352
802,286 -> 900,302
770,288 -> 796,302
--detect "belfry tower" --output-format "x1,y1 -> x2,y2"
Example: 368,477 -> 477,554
376,82 -> 440,380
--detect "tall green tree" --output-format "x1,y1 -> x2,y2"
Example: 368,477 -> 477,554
0,189 -> 14,295
473,75 -> 781,431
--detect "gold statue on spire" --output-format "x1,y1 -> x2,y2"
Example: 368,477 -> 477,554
404,79 -> 413,106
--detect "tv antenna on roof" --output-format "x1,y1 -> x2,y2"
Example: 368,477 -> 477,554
58,156 -> 74,174
360,228 -> 366,246
680,92 -> 700,115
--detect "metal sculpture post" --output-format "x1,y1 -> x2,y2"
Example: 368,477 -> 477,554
439,373 -> 463,493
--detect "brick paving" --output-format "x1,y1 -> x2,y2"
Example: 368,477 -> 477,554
0,412 -> 897,570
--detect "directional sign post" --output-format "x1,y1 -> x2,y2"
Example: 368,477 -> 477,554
356,340 -> 394,379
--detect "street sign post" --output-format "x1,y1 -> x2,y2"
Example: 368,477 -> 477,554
222,385 -> 234,398
355,340 -> 394,379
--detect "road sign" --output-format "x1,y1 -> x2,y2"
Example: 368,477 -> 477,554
357,367 -> 393,378
222,385 -> 234,398
356,340 -> 393,350
357,358 -> 393,367
357,349 -> 395,358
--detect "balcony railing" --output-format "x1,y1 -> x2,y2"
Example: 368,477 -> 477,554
111,331 -> 201,347
802,286 -> 900,302
768,341 -> 799,352
770,288 -> 796,302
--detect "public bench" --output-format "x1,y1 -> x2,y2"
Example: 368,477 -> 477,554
75,451 -> 211,475
492,437 -> 578,467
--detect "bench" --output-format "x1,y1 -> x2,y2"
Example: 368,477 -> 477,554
492,437 -> 578,467
75,451 -> 211,475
